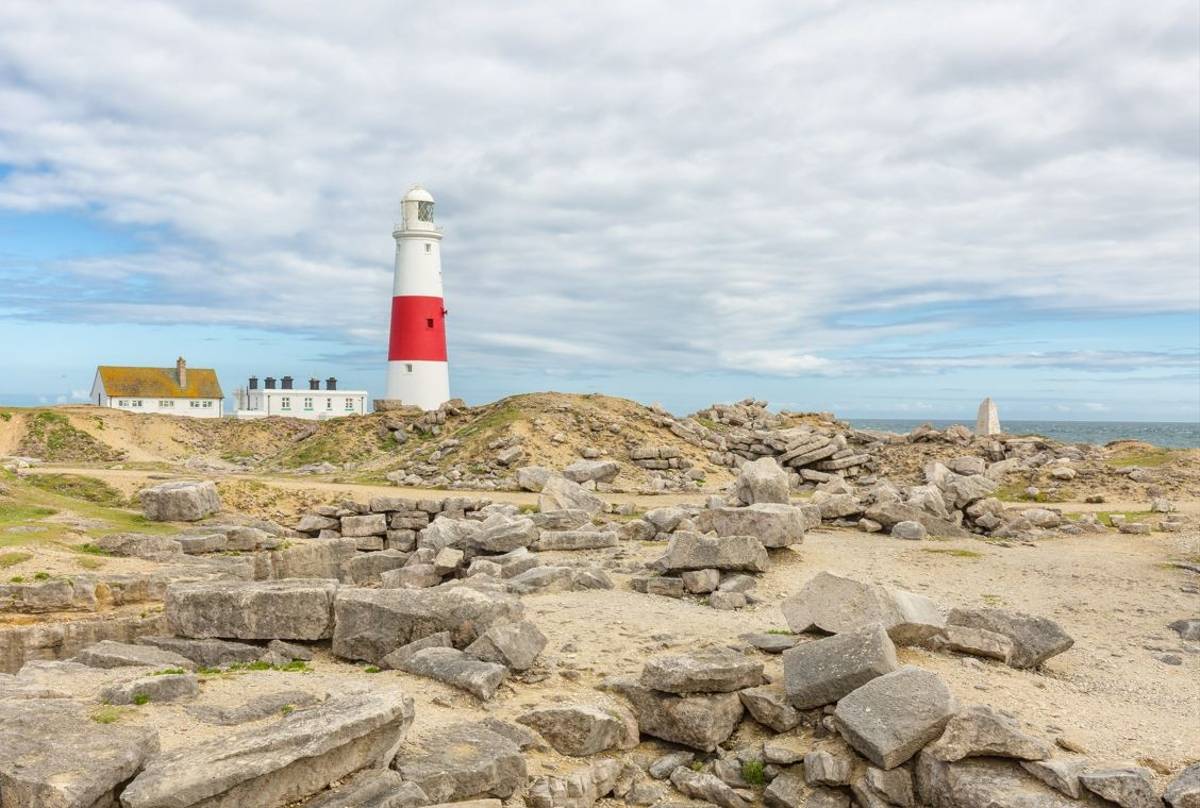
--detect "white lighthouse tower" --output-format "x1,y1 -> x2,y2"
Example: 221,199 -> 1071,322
385,186 -> 450,410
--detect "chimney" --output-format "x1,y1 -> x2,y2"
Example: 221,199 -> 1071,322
265,376 -> 276,389
309,378 -> 320,390
326,377 -> 337,391
176,357 -> 187,388
248,376 -> 258,390
281,376 -> 293,390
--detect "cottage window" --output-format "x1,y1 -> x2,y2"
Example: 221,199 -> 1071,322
202,401 -> 212,408
344,397 -> 354,410
118,400 -> 129,407
190,401 -> 200,408
326,398 -> 333,410
131,400 -> 143,407
303,397 -> 313,410
159,400 -> 173,408
281,397 -> 291,410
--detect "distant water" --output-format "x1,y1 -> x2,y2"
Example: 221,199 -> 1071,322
846,419 -> 1200,449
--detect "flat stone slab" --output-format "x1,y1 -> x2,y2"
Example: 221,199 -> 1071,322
739,684 -> 801,732
0,698 -> 160,808
74,639 -> 196,671
533,530 -> 619,551
300,769 -> 428,808
834,666 -> 956,769
332,586 -> 523,664
604,676 -> 743,751
464,620 -> 547,671
739,632 -> 797,653
781,572 -> 944,646
136,636 -> 264,667
916,751 -> 1102,808
166,579 -> 339,641
140,480 -> 221,522
516,703 -> 638,756
99,672 -> 199,705
783,624 -> 898,709
640,648 -> 764,694
694,504 -> 806,548
925,705 -> 1052,763
400,647 -> 508,700
187,690 -> 323,725
121,691 -> 414,808
946,607 -> 1074,669
654,532 -> 769,573
392,721 -> 528,803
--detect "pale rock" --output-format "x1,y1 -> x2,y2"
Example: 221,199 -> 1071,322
392,721 -> 527,802
834,666 -> 956,769
782,624 -> 898,709
538,476 -> 605,516
465,620 -> 547,671
140,480 -> 221,522
166,579 -> 338,641
653,532 -> 769,573
516,703 -> 638,756
735,457 -> 790,505
640,648 -> 764,694
946,608 -> 1073,669
400,647 -> 508,700
925,705 -> 1052,762
603,676 -> 743,751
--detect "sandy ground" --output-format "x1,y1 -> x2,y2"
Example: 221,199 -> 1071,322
12,527 -> 1199,782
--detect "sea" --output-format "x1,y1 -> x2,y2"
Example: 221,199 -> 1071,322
845,419 -> 1200,449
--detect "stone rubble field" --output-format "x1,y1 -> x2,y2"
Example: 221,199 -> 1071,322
1,409 -> 1198,808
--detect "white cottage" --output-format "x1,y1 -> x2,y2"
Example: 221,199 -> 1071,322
89,357 -> 224,418
234,375 -> 367,420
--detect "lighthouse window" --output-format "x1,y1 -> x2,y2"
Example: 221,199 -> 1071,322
405,363 -> 413,373
417,201 -> 434,222
426,318 -> 434,329
425,243 -> 431,253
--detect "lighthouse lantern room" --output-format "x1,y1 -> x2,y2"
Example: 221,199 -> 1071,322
385,186 -> 450,411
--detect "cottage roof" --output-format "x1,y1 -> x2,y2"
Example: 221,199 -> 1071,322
97,366 -> 223,399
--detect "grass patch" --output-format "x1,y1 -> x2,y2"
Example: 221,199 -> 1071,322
226,660 -> 312,674
75,542 -> 114,556
131,693 -> 150,705
0,412 -> 11,422
693,416 -> 721,431
518,504 -> 539,515
921,548 -> 983,559
363,665 -> 381,674
19,411 -> 123,462
740,760 -> 766,787
23,474 -> 125,507
151,667 -> 186,676
0,551 -> 32,569
33,571 -> 50,581
981,593 -> 1004,606
1108,448 -> 1175,468
91,706 -> 126,724
75,556 -> 105,570
689,761 -> 705,772
765,628 -> 793,635
452,404 -> 521,442
1093,510 -> 1155,527
9,575 -> 25,583
280,704 -> 295,716
993,483 -> 1071,503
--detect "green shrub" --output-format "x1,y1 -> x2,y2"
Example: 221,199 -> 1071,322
741,760 -> 766,787
131,693 -> 150,705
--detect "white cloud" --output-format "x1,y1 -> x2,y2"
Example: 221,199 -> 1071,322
0,0 -> 1196,383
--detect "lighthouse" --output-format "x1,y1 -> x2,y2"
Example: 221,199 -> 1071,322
385,186 -> 450,410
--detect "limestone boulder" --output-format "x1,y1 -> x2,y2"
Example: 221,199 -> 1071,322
166,579 -> 339,641
136,636 -> 263,667
781,572 -> 944,646
0,698 -> 160,808
834,666 -> 956,769
640,648 -> 764,694
693,503 -> 806,548
392,721 -> 528,802
121,691 -> 414,808
516,703 -> 638,756
464,620 -> 547,671
925,705 -> 1052,763
1165,763 -> 1200,808
516,465 -> 553,492
670,767 -> 751,808
299,769 -> 428,808
653,532 -> 769,573
915,752 -> 1091,808
140,480 -> 221,522
1079,767 -> 1159,808
332,586 -> 523,664
563,459 -> 620,484
738,684 -> 800,732
99,672 -> 199,705
783,624 -> 898,709
735,457 -> 790,505
400,647 -> 508,700
604,676 -> 743,751
74,639 -> 195,671
538,476 -> 605,516
474,514 -> 539,553
864,501 -> 970,538
946,607 -> 1073,669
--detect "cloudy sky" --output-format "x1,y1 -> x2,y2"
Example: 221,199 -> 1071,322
1,1 -> 1197,420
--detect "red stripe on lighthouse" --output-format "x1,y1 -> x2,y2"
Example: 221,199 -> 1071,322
388,295 -> 448,361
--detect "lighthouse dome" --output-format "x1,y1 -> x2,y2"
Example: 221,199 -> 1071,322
403,186 -> 435,203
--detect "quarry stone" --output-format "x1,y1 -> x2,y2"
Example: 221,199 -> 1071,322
654,532 -> 769,573
693,503 -> 806,548
332,585 -> 523,663
516,703 -> 638,756
74,639 -> 195,671
926,705 -> 1052,762
538,475 -> 605,515
392,721 -> 528,802
604,676 -> 743,751
834,666 -> 957,769
735,457 -> 790,505
640,648 -> 764,694
782,624 -> 898,709
400,647 -> 508,700
947,607 -> 1074,669
120,691 -> 414,808
167,579 -> 338,641
464,620 -> 547,671
140,479 -> 221,522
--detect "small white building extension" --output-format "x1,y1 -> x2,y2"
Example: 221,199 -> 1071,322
89,358 -> 225,418
235,375 -> 367,420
